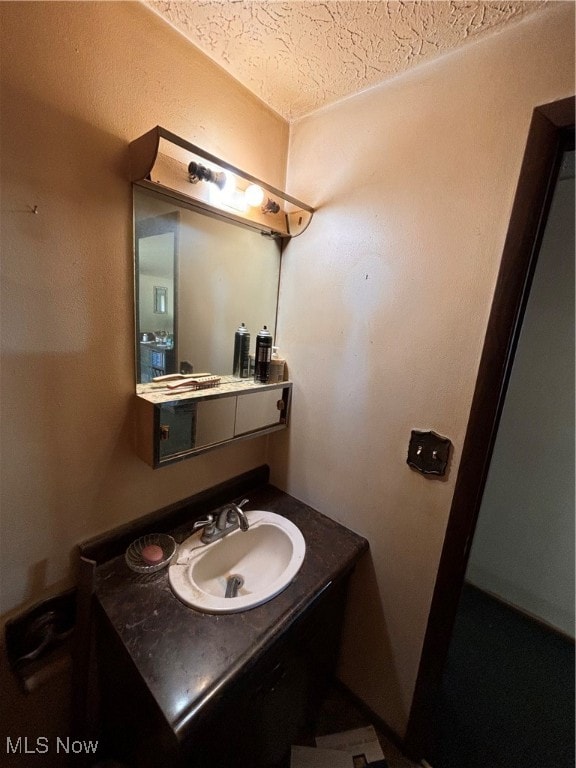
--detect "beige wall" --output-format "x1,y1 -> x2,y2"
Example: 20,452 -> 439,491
0,1 -> 288,618
272,2 -> 575,737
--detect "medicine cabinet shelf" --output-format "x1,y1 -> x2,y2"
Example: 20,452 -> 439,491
135,379 -> 292,468
129,126 -> 314,239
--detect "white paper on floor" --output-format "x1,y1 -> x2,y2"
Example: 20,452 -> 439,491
316,725 -> 386,765
290,745 -> 353,767
290,726 -> 387,767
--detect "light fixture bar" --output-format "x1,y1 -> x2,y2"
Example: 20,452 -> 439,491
129,126 -> 314,238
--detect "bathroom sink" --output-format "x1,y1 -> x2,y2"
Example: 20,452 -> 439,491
168,511 -> 306,613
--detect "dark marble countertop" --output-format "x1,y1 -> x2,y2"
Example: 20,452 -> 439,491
93,484 -> 368,743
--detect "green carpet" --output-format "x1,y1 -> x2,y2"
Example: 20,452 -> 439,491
431,583 -> 575,768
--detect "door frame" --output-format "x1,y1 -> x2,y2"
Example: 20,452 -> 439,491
403,95 -> 575,760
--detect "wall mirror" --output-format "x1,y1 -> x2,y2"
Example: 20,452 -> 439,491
134,185 -> 282,384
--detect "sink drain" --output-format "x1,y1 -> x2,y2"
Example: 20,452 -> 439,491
225,574 -> 244,598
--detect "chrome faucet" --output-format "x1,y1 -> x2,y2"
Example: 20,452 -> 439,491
217,499 -> 249,533
196,499 -> 250,544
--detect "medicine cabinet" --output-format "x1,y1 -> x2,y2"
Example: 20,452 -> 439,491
135,380 -> 291,468
131,128 -> 312,467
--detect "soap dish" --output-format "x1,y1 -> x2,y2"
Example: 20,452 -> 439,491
125,533 -> 177,574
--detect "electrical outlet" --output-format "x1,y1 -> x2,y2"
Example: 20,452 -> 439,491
407,429 -> 451,476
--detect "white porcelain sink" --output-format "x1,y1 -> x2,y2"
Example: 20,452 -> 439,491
169,510 -> 306,613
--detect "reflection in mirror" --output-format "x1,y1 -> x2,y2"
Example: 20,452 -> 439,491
153,286 -> 168,314
135,206 -> 178,381
134,186 -> 282,385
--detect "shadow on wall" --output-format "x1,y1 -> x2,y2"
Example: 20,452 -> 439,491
337,552 -> 408,737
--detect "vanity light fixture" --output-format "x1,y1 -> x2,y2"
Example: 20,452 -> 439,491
187,161 -> 227,190
262,198 -> 281,214
129,126 -> 315,238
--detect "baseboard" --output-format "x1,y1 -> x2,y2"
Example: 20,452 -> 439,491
464,581 -> 575,644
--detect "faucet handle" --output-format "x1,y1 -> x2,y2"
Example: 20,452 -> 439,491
237,498 -> 249,508
192,514 -> 215,533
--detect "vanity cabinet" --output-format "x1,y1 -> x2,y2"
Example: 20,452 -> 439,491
135,380 -> 292,468
97,573 -> 348,768
81,477 -> 369,768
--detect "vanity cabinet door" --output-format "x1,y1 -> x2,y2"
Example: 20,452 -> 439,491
158,402 -> 196,460
194,396 -> 236,447
157,397 -> 236,461
235,388 -> 286,436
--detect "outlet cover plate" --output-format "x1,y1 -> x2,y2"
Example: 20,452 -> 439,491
407,429 -> 451,476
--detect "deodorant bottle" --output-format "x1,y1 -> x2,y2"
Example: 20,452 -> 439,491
254,326 -> 273,383
233,323 -> 250,378
270,347 -> 286,383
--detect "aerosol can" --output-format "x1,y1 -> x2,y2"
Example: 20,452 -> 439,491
232,323 -> 250,378
254,325 -> 273,383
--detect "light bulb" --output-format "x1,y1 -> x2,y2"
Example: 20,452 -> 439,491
245,184 -> 265,207
209,170 -> 236,204
220,170 -> 236,193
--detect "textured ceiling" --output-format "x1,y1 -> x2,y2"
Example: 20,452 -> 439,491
144,1 -> 548,121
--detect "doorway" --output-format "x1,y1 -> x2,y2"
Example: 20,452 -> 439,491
404,96 -> 575,762
430,145 -> 575,767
